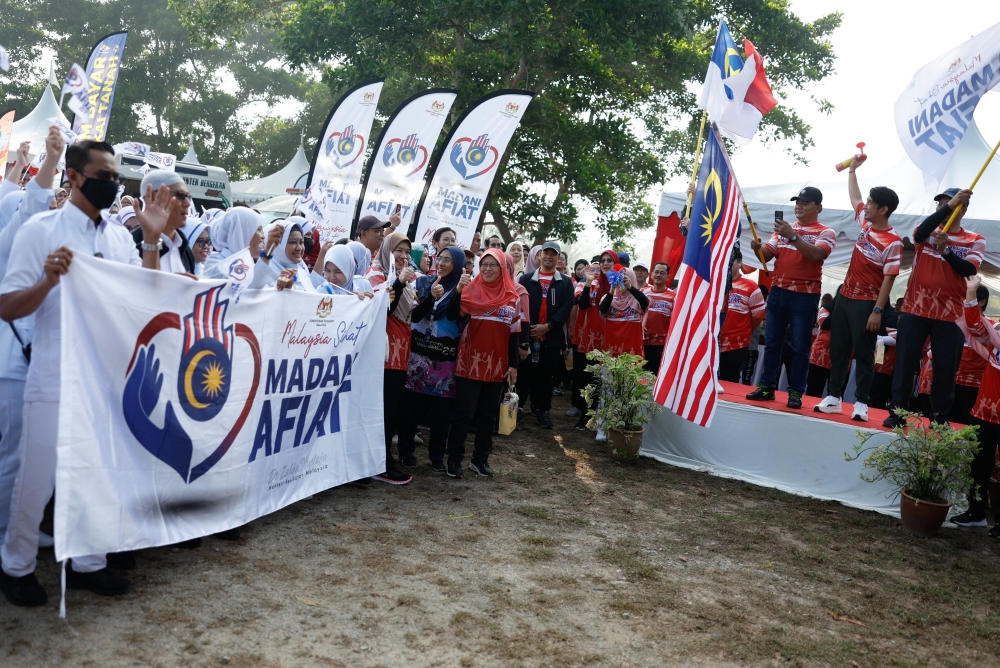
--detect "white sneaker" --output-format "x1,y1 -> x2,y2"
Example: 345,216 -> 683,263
851,401 -> 869,421
814,396 -> 842,414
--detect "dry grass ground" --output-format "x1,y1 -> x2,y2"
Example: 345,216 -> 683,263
2,394 -> 1000,667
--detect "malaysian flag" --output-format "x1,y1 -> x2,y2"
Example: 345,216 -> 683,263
653,125 -> 743,426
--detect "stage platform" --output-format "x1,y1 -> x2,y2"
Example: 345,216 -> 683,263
640,381 -> 901,516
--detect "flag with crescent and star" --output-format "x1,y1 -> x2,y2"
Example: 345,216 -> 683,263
653,124 -> 743,427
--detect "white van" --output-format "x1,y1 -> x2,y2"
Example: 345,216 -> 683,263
116,153 -> 232,212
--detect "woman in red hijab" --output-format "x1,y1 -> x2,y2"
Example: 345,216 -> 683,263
445,249 -> 526,478
595,249 -> 649,357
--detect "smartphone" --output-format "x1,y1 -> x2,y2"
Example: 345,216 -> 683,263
395,203 -> 402,214
774,210 -> 783,222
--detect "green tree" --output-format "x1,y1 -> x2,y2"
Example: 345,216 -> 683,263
0,0 -> 51,119
176,0 -> 840,244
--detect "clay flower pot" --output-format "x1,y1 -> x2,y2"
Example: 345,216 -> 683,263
899,489 -> 951,538
607,428 -> 645,462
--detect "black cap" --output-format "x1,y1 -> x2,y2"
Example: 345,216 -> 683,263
934,187 -> 961,202
357,215 -> 390,232
541,240 -> 561,253
790,186 -> 823,204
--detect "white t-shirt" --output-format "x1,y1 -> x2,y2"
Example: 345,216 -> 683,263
1,202 -> 141,401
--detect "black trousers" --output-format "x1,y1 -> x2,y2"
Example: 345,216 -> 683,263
806,364 -> 830,398
447,377 -> 504,463
644,345 -> 665,376
397,390 -> 454,464
741,347 -> 759,385
890,313 -> 965,422
522,346 -> 561,412
968,418 -> 1000,521
828,296 -> 877,403
718,347 -> 749,383
383,369 -> 407,472
572,349 -> 591,411
951,384 -> 980,425
869,372 -> 893,409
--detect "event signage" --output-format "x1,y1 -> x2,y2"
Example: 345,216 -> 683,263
307,79 -> 384,241
354,89 -> 458,236
894,21 -> 1000,190
412,91 -> 533,248
0,109 -> 14,179
72,31 -> 128,141
62,63 -> 91,117
54,254 -> 388,561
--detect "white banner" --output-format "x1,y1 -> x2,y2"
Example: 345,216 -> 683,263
413,91 -> 533,248
55,254 -> 387,561
356,89 -> 457,231
144,151 -> 176,171
309,80 -> 384,241
62,63 -> 91,117
895,22 -> 1000,191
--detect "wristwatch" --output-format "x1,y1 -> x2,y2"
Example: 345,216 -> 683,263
788,233 -> 799,243
872,306 -> 883,314
941,246 -> 952,256
259,251 -> 273,260
519,343 -> 530,351
140,240 -> 162,253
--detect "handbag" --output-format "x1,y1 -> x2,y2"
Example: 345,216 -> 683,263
498,384 -> 519,436
10,323 -> 29,364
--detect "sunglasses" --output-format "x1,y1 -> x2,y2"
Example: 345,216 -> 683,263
194,238 -> 211,248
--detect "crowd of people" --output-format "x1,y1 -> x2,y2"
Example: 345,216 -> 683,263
0,128 -> 997,610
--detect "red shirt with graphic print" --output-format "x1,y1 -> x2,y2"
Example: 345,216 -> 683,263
765,221 -> 837,295
642,286 -> 675,345
965,303 -> 1000,424
809,309 -> 832,368
455,296 -> 521,383
369,267 -> 412,371
903,225 -> 985,322
576,281 -> 605,353
841,204 -> 903,301
719,277 -> 765,352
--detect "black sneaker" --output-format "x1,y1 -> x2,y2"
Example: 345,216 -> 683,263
989,524 -> 1000,539
447,459 -> 463,478
950,510 -> 988,527
400,455 -> 418,469
538,411 -> 554,429
213,528 -> 242,541
374,469 -> 413,485
430,460 -> 447,474
746,386 -> 775,401
66,563 -> 131,596
106,551 -> 136,570
574,415 -> 589,431
882,411 -> 905,429
787,390 -> 803,409
530,405 -> 541,417
0,570 -> 47,607
470,460 -> 494,477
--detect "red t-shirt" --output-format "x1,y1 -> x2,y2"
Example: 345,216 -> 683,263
605,295 -> 645,357
370,267 -> 413,371
966,304 -> 1000,424
840,204 -> 903,301
957,319 -> 989,387
719,278 -> 765,352
538,272 -> 554,324
765,221 -> 837,294
455,296 -> 521,383
903,224 -> 985,321
642,286 -> 674,345
576,281 -> 605,353
809,309 -> 832,368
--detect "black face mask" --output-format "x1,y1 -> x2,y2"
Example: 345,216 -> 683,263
79,178 -> 119,210
304,234 -> 315,253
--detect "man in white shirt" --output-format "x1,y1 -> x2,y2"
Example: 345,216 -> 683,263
0,138 -> 175,607
130,170 -> 195,275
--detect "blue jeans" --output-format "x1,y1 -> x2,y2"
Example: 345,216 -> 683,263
759,287 -> 819,394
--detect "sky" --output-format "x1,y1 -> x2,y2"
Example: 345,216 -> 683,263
559,0 -> 1000,264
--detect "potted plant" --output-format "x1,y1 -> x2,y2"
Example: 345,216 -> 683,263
580,350 -> 662,461
845,411 -> 979,537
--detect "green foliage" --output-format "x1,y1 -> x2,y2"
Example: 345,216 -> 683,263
580,350 -> 661,434
845,411 -> 979,505
174,0 -> 840,244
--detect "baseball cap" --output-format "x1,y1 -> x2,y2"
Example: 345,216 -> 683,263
541,240 -> 561,253
618,251 -> 631,267
790,186 -> 823,204
634,261 -> 649,271
934,187 -> 961,202
356,215 -> 390,233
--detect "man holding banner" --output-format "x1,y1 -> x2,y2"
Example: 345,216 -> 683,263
0,139 -> 176,607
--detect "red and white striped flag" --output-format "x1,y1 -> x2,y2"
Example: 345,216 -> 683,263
653,125 -> 743,427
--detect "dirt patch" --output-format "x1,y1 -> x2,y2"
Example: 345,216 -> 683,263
2,395 -> 1000,667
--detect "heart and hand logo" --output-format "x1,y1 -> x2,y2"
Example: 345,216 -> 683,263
325,125 -> 365,169
382,133 -> 428,177
122,286 -> 261,483
449,134 -> 499,180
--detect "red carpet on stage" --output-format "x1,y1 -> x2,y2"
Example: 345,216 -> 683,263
718,381 -> 960,432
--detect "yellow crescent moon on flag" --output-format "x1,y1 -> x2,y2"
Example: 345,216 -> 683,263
184,349 -> 214,409
724,48 -> 742,77
700,169 -> 723,243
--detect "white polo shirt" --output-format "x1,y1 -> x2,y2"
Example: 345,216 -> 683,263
160,230 -> 188,274
1,202 -> 141,402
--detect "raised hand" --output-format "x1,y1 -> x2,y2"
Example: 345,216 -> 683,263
136,184 -> 177,243
934,231 -> 950,255
456,267 -> 472,293
43,247 -> 74,287
13,141 -> 30,169
430,275 -> 444,300
948,189 -> 972,210
583,266 -> 595,283
44,126 -> 64,163
314,238 -> 334,270
389,207 -> 402,229
276,268 -> 296,291
849,154 -> 867,171
398,266 -> 414,284
265,224 -> 285,255
622,274 -> 632,291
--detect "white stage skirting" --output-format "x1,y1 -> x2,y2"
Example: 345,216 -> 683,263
641,400 -> 900,516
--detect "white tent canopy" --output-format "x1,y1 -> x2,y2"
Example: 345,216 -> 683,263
230,141 -> 310,206
10,85 -> 72,156
659,118 -> 1000,270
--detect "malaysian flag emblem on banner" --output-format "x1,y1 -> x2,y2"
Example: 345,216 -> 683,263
653,125 -> 743,426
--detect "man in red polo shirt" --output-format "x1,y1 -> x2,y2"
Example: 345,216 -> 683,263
815,156 -> 902,421
747,186 -> 837,409
885,187 -> 982,427
718,251 -> 765,382
642,261 -> 675,376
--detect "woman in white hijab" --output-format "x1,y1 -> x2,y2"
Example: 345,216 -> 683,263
507,241 -> 526,280
317,244 -> 373,298
181,218 -> 211,277
203,208 -> 282,288
347,240 -> 373,277
263,220 -> 323,292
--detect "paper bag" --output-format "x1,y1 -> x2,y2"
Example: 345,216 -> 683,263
498,386 -> 519,435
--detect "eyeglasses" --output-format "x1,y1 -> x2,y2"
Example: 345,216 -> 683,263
488,241 -> 503,248
194,238 -> 211,248
171,191 -> 192,203
600,258 -> 614,265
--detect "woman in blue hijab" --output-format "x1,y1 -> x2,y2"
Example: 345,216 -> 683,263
396,246 -> 470,473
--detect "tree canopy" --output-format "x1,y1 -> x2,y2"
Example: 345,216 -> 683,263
176,0 -> 840,244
